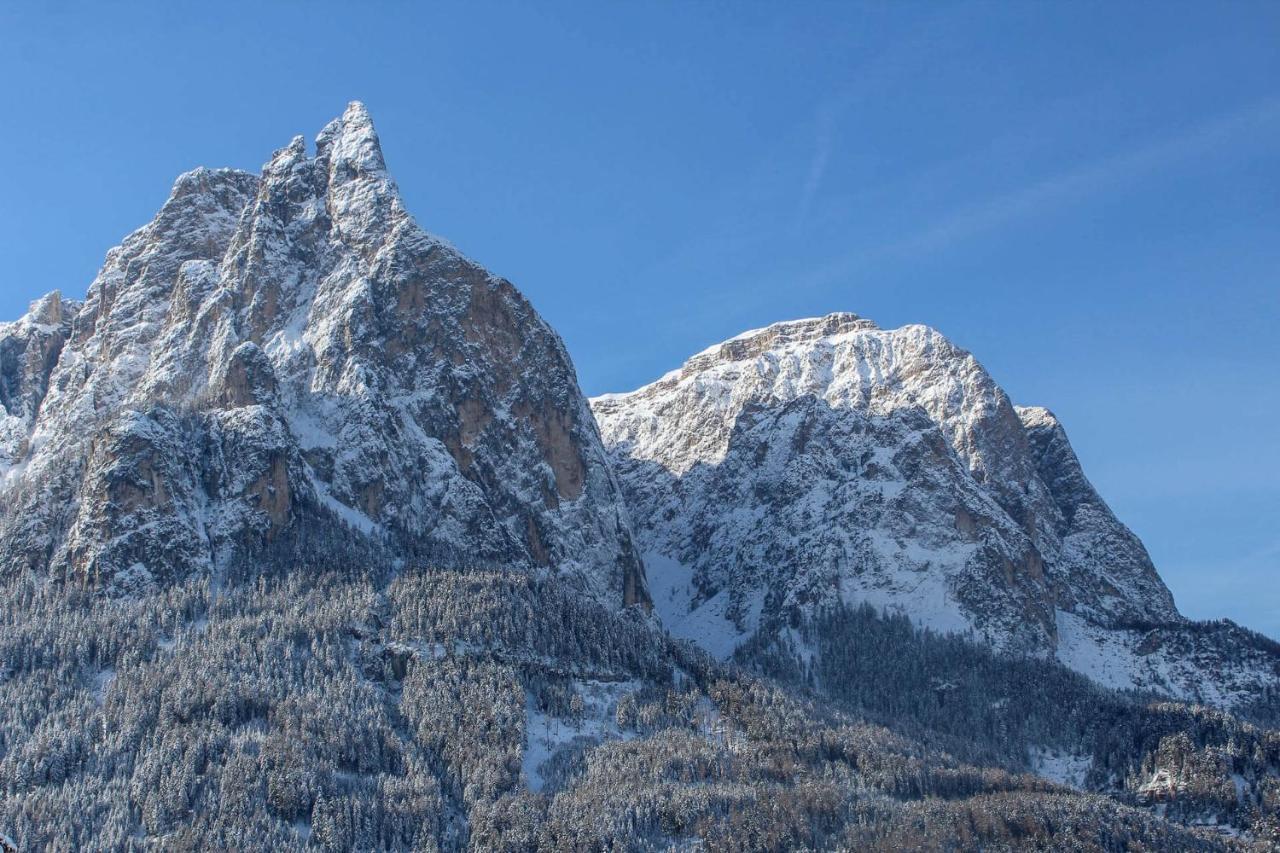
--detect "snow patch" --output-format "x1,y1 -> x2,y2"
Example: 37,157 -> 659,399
644,551 -> 751,661
92,667 -> 116,706
309,473 -> 378,535
1054,611 -> 1142,693
523,680 -> 638,792
1029,746 -> 1091,789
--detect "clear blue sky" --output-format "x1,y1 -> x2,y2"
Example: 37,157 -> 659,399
2,2 -> 1277,637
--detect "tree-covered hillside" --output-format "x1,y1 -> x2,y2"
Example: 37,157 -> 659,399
1,564 -> 1263,850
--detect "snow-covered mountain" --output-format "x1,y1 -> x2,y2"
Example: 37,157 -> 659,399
0,103 -> 648,608
592,313 -> 1279,708
3,106 -> 1279,849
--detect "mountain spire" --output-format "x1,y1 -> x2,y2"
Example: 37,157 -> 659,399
316,100 -> 386,176
0,101 -> 647,611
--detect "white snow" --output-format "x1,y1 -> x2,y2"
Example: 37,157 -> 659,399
1231,773 -> 1247,805
644,551 -> 752,661
1054,610 -> 1142,693
308,473 -> 378,535
1053,609 -> 1268,708
591,311 -> 1280,709
287,406 -> 338,450
847,567 -> 974,639
1029,746 -> 1091,789
523,680 -> 638,792
92,667 -> 116,706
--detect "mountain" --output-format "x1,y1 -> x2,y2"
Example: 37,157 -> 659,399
1,108 -> 1278,850
592,313 -> 1280,709
0,102 -> 647,609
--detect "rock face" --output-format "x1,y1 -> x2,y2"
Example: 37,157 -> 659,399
592,313 -> 1278,705
0,102 -> 647,608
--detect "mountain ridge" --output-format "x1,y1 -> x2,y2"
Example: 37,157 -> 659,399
591,312 -> 1278,710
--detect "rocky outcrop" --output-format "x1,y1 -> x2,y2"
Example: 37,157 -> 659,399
0,103 -> 647,609
592,313 -> 1277,707
1017,405 -> 1176,622
0,292 -> 80,468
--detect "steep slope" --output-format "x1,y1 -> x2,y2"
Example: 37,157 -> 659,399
0,292 -> 79,469
0,103 -> 647,608
591,313 -> 1279,707
1,108 -> 1277,850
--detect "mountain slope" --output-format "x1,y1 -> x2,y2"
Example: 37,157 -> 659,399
591,313 -> 1279,708
1,563 -> 1264,851
0,103 -> 647,608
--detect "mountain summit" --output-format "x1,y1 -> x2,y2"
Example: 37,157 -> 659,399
0,102 -> 648,608
592,313 -> 1278,707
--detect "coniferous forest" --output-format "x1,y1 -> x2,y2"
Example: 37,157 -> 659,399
2,554 -> 1277,850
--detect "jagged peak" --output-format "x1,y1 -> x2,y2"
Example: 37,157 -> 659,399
316,100 -> 386,176
264,135 -> 308,171
0,290 -> 80,335
28,291 -> 73,326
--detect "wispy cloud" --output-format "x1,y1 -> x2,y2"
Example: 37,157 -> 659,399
887,96 -> 1280,256
795,114 -> 833,232
793,8 -> 967,234
793,96 -> 1280,290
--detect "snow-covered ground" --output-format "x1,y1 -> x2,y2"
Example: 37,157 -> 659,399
1029,746 -> 1091,789
523,679 -> 639,792
644,551 -> 754,660
92,667 -> 116,706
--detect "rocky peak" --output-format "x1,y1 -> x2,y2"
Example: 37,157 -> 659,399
590,313 -> 1256,702
317,101 -> 386,174
0,104 -> 648,609
27,291 -> 72,327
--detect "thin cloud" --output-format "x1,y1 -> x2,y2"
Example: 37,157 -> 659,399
794,7 -> 968,234
793,96 -> 1280,290
795,117 -> 833,232
889,96 -> 1280,256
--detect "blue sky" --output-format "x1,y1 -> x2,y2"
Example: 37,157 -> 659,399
2,2 -> 1277,637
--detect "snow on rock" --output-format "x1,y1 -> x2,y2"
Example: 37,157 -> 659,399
0,291 -> 80,473
0,103 -> 647,609
1054,609 -> 1280,707
592,313 -> 1280,709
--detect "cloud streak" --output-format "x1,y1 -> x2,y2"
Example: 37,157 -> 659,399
793,7 -> 968,234
889,96 -> 1280,256
793,96 -> 1280,291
